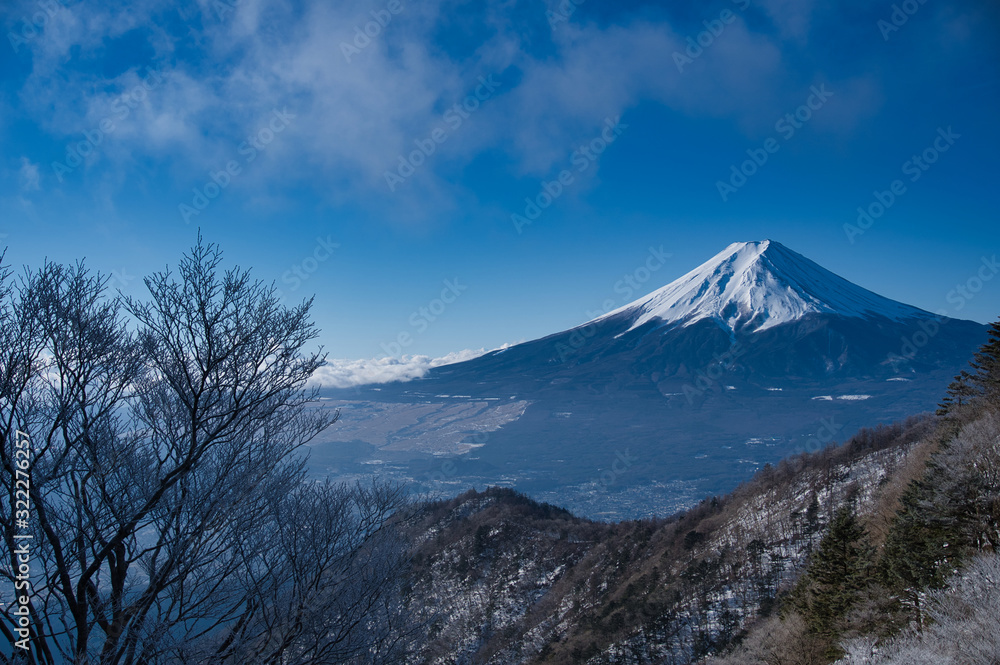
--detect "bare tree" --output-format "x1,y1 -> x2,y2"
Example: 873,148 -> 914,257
835,552 -> 1000,665
1,240 -> 412,664
705,612 -> 827,665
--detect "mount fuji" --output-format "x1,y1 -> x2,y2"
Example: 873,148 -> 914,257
424,240 -> 975,388
319,241 -> 987,519
596,240 -> 933,334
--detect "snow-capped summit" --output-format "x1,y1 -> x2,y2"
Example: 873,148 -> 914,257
329,241 -> 987,531
599,240 -> 932,334
399,237 -> 981,390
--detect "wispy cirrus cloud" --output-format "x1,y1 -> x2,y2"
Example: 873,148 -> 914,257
3,0 -> 990,220
18,157 -> 40,191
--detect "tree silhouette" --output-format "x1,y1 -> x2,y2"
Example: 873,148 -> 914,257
969,317 -> 1000,405
1,240 -> 412,664
794,505 -> 874,658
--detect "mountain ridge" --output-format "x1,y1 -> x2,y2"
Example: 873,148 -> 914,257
318,241 -> 988,519
579,239 -> 939,337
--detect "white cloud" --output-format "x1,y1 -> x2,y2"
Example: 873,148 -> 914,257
309,347 -> 505,388
11,0 -> 886,214
756,0 -> 816,43
19,157 -> 41,192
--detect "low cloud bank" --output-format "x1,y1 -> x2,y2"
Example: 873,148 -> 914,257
311,347 -> 511,388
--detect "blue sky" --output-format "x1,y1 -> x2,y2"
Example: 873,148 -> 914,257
1,0 -> 998,384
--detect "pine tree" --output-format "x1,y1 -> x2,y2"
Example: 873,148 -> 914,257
936,370 -> 978,416
881,466 -> 967,628
969,317 -> 1000,405
805,491 -> 821,552
793,506 -> 874,658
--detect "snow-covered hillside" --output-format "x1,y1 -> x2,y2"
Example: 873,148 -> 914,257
400,418 -> 937,664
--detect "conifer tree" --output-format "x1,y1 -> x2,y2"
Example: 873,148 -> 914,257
969,316 -> 1000,404
794,506 -> 874,658
936,370 -> 978,416
881,467 -> 967,629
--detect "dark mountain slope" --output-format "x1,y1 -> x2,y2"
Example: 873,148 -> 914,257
400,416 -> 937,664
